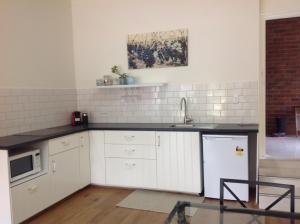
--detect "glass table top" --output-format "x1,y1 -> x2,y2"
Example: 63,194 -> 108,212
165,202 -> 300,224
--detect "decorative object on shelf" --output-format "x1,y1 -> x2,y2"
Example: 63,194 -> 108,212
103,75 -> 113,85
111,65 -> 128,85
96,79 -> 104,86
127,29 -> 188,69
112,78 -> 120,85
96,83 -> 166,89
126,76 -> 135,85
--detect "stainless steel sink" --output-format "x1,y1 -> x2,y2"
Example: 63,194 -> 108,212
170,124 -> 196,128
169,123 -> 219,129
195,124 -> 218,129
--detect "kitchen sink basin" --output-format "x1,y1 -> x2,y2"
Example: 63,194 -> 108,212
169,123 -> 219,129
195,124 -> 219,129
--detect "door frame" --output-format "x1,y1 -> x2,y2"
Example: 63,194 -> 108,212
259,6 -> 300,158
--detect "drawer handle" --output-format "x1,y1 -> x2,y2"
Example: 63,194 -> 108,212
124,136 -> 135,141
28,185 -> 38,192
125,162 -> 136,168
52,160 -> 56,173
61,141 -> 70,146
125,149 -> 136,153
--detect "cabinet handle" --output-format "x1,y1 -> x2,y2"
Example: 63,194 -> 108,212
52,160 -> 56,173
61,141 -> 70,146
157,136 -> 160,147
125,149 -> 135,153
125,162 -> 136,168
124,136 -> 135,141
28,185 -> 38,192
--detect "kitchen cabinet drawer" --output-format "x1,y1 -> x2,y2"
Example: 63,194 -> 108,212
11,174 -> 51,224
105,144 -> 156,159
106,158 -> 156,189
49,134 -> 80,155
104,131 -> 155,145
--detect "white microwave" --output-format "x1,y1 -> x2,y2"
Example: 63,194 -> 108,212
9,149 -> 42,182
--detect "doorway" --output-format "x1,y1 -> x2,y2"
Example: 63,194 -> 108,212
265,17 -> 300,158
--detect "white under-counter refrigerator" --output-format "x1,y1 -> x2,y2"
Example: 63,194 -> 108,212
202,134 -> 249,201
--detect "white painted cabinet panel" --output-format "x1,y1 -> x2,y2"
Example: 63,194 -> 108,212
78,132 -> 91,188
156,132 -> 202,194
11,174 -> 51,224
90,131 -> 106,185
106,158 -> 156,188
49,148 -> 80,204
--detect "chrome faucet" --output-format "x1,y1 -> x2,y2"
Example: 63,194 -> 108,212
180,97 -> 192,124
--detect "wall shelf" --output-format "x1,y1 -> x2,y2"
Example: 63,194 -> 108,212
96,83 -> 166,89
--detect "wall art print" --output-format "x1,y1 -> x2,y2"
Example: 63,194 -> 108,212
127,29 -> 188,69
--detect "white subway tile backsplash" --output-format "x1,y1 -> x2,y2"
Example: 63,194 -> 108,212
0,81 -> 258,137
0,89 -> 77,137
77,81 -> 258,125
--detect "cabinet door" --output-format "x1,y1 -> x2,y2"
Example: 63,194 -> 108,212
11,174 -> 51,224
89,131 -> 106,185
49,148 -> 80,204
79,132 -> 91,188
156,132 -> 201,194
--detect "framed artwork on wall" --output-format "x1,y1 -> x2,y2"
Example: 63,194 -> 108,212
127,29 -> 188,69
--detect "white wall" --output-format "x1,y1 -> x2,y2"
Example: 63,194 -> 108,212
72,0 -> 260,88
259,0 -> 300,158
0,0 -> 76,89
261,0 -> 300,19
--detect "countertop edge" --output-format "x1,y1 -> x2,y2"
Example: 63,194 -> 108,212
0,123 -> 259,150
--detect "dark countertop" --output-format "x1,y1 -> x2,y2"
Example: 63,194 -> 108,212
0,123 -> 258,150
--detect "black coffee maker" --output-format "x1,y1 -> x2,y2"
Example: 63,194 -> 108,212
82,113 -> 89,125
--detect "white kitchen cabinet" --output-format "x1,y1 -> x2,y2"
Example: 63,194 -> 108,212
89,131 -> 106,185
11,174 -> 51,224
156,132 -> 202,194
104,130 -> 157,189
49,147 -> 80,204
78,132 -> 91,188
11,133 -> 91,223
106,158 -> 156,188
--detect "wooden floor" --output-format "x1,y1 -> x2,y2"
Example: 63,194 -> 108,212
25,186 -> 166,224
24,186 -> 292,224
